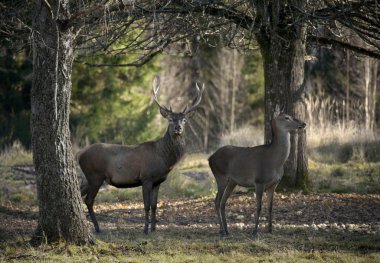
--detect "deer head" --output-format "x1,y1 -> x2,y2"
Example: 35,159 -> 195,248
273,104 -> 306,132
152,78 -> 204,137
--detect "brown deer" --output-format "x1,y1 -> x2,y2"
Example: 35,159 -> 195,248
208,106 -> 306,237
78,78 -> 204,233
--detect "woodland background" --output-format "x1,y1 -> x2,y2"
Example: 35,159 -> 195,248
1,38 -> 379,152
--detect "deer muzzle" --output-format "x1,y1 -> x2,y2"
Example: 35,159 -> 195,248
174,126 -> 183,135
298,122 -> 306,129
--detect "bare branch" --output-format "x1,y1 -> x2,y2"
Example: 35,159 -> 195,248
308,36 -> 380,59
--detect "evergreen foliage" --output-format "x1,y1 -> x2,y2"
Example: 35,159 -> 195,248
72,55 -> 162,145
0,49 -> 32,149
0,51 -> 164,149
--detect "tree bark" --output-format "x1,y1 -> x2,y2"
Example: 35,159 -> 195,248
31,0 -> 94,244
255,1 -> 310,190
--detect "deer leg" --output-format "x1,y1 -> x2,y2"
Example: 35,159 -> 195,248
219,180 -> 237,236
253,184 -> 264,238
142,182 -> 153,235
80,180 -> 89,197
215,177 -> 228,235
84,180 -> 103,233
150,184 -> 160,232
266,184 -> 277,234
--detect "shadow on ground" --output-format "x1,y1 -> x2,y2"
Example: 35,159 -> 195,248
1,193 -> 379,253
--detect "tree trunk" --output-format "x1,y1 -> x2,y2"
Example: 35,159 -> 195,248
256,16 -> 310,190
364,57 -> 378,131
345,50 -> 350,127
31,0 -> 94,244
230,49 -> 241,133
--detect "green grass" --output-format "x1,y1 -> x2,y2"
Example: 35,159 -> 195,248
307,137 -> 380,193
309,160 -> 380,193
1,227 -> 379,262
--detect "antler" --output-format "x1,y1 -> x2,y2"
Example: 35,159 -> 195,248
152,77 -> 171,112
183,83 -> 204,114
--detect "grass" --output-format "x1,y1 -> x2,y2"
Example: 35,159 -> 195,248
0,141 -> 35,206
0,141 -> 33,167
1,225 -> 379,262
309,160 -> 380,193
304,99 -> 380,193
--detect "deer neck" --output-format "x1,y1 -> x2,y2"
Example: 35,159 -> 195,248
269,121 -> 291,167
157,130 -> 186,168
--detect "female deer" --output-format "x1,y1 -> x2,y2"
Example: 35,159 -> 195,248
209,106 -> 306,237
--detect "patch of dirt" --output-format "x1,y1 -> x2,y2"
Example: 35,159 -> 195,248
1,193 -> 379,243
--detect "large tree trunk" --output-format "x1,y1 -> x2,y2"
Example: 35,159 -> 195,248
255,1 -> 310,190
31,0 -> 94,244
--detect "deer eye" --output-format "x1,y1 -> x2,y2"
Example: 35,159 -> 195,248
168,118 -> 174,122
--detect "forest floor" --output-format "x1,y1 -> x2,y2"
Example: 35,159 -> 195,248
1,192 -> 379,262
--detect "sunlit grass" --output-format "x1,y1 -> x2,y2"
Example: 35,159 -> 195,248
0,141 -> 32,167
2,226 -> 379,262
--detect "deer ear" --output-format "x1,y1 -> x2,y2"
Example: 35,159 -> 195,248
159,107 -> 171,119
274,104 -> 280,118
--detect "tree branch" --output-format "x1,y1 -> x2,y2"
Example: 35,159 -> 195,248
76,38 -> 171,67
308,36 -> 380,59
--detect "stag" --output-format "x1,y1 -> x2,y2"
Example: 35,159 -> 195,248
78,78 -> 203,233
208,106 -> 306,237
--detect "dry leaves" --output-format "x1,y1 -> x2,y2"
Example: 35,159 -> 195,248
1,193 -> 379,242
